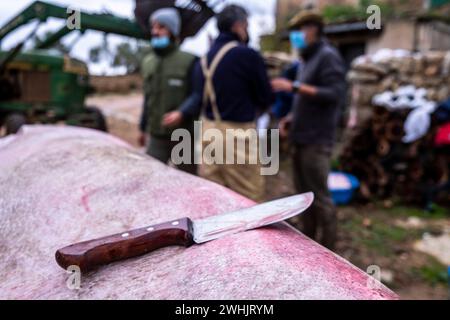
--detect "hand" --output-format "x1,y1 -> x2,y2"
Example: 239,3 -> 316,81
138,132 -> 147,147
162,111 -> 183,128
279,115 -> 293,139
271,78 -> 293,92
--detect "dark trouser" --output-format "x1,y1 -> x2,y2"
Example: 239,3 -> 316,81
292,144 -> 337,250
147,135 -> 197,175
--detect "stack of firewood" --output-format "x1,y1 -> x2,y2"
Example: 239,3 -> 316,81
339,50 -> 450,203
338,106 -> 446,203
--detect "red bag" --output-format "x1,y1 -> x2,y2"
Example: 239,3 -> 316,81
435,123 -> 450,146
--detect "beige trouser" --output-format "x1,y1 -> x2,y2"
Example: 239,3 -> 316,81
200,118 -> 265,202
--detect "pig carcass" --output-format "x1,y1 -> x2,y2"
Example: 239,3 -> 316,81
0,125 -> 398,299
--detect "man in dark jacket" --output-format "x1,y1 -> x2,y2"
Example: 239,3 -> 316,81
163,5 -> 273,201
271,10 -> 346,250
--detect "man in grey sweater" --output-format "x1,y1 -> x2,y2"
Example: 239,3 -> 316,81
271,10 -> 346,250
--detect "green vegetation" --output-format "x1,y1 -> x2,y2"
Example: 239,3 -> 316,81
322,0 -> 450,24
410,257 -> 448,286
375,201 -> 449,220
341,214 -> 423,256
89,39 -> 151,74
322,0 -> 393,24
430,0 -> 450,8
341,203 -> 448,290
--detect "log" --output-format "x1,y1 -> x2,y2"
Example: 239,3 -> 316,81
377,139 -> 391,157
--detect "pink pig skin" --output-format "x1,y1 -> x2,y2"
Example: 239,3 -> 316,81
0,125 -> 398,300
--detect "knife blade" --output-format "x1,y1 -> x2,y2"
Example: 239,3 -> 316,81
55,192 -> 313,272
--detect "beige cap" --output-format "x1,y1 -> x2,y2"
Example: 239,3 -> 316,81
289,9 -> 324,29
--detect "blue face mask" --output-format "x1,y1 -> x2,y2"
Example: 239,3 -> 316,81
290,31 -> 307,50
151,36 -> 170,49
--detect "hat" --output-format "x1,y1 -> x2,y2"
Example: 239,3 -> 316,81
289,9 -> 324,30
150,8 -> 181,37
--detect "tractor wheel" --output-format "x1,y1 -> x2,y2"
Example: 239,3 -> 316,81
85,106 -> 108,132
5,113 -> 26,135
68,107 -> 108,132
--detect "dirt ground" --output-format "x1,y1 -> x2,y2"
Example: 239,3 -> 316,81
265,157 -> 449,300
87,92 -> 144,148
88,93 -> 449,300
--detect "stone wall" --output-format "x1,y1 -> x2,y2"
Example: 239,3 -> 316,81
366,20 -> 450,55
348,50 -> 450,122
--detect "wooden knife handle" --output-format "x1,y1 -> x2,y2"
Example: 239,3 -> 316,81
55,217 -> 194,272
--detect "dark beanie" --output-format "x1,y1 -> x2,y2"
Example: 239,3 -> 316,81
216,4 -> 248,33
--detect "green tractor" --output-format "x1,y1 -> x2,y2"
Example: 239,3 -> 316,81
0,49 -> 108,133
0,0 -> 215,134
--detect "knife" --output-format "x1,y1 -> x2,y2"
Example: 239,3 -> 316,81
55,192 -> 313,272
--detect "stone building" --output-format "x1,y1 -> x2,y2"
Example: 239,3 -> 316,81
275,0 -> 359,30
267,0 -> 450,70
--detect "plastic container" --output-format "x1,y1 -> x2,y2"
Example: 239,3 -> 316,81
328,172 -> 360,205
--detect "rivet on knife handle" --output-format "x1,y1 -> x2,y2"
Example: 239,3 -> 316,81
55,218 -> 194,272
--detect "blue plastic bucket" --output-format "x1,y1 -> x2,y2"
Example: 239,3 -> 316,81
328,172 -> 360,205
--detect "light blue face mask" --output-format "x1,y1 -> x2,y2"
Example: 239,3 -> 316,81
151,36 -> 170,49
290,31 -> 307,50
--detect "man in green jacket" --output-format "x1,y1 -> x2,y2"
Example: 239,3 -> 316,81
139,8 -> 197,175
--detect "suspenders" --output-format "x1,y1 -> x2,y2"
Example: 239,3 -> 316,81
200,41 -> 239,123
